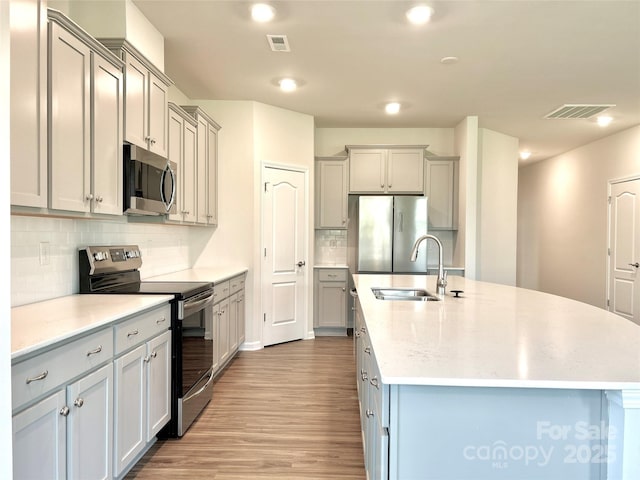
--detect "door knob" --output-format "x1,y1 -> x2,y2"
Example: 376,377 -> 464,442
296,261 -> 306,267
629,262 -> 640,268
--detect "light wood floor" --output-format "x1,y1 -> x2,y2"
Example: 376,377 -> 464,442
126,336 -> 366,479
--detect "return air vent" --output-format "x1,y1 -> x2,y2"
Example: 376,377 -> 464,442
267,34 -> 290,52
544,104 -> 615,119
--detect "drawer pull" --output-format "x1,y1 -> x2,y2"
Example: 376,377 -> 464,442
74,398 -> 84,408
86,345 -> 102,357
370,377 -> 380,389
26,370 -> 48,384
364,346 -> 371,355
127,330 -> 139,338
361,369 -> 368,381
366,409 -> 374,418
328,274 -> 337,278
156,317 -> 167,324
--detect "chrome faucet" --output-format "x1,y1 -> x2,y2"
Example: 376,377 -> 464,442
410,234 -> 447,295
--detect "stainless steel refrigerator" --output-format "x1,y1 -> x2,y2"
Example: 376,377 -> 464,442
355,195 -> 428,273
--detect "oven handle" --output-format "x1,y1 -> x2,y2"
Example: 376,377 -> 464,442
183,370 -> 214,403
181,291 -> 215,319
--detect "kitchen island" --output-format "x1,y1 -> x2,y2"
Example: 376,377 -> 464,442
352,274 -> 640,480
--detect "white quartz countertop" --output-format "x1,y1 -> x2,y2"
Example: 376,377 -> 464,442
314,264 -> 349,269
146,267 -> 248,284
11,294 -> 173,360
353,274 -> 640,390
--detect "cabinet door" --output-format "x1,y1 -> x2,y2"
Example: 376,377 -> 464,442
211,303 -> 220,373
182,119 -> 197,222
218,298 -> 230,365
67,363 -> 113,480
196,117 -> 208,224
387,149 -> 424,193
148,72 -> 168,157
114,344 -> 146,476
92,54 -> 123,215
316,160 -> 348,228
317,282 -> 347,328
147,331 -> 171,441
167,109 -> 183,222
13,390 -> 67,480
426,159 -> 456,229
10,0 -> 48,207
206,124 -> 219,225
229,294 -> 238,353
349,149 -> 386,193
49,22 -> 91,212
123,53 -> 148,149
237,292 -> 246,346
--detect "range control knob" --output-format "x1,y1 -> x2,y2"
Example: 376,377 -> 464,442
93,252 -> 104,261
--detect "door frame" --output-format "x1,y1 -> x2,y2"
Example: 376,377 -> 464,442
260,162 -> 313,347
606,173 -> 640,313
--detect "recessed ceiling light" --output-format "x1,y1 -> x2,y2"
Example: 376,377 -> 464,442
519,151 -> 532,160
440,56 -> 459,65
279,78 -> 297,92
406,5 -> 434,25
251,3 -> 275,22
597,115 -> 613,127
385,102 -> 401,115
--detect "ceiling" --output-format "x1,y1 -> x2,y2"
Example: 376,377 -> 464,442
133,0 -> 640,163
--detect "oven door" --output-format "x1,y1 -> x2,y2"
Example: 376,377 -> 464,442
177,289 -> 215,436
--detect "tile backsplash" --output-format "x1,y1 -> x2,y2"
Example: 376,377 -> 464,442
315,229 -> 347,265
11,215 -> 202,306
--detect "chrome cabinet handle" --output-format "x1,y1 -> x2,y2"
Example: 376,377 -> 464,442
96,196 -> 103,203
26,370 -> 48,384
370,377 -> 379,389
297,261 -> 306,267
361,369 -> 368,381
74,398 -> 84,408
60,406 -> 70,417
144,355 -> 150,363
150,138 -> 157,145
342,287 -> 346,292
366,409 -> 374,418
86,345 -> 102,357
156,317 -> 166,324
150,351 -> 157,359
85,194 -> 94,201
355,331 -> 361,338
127,330 -> 139,337
629,262 -> 640,268
364,346 -> 371,355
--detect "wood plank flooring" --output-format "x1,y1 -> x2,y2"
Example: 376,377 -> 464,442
126,336 -> 365,479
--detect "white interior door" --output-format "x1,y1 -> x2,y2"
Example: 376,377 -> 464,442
262,166 -> 307,347
608,178 -> 640,325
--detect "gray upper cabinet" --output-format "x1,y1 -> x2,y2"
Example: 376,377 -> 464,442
167,103 -> 197,223
48,10 -> 124,215
100,39 -> 172,159
347,145 -> 426,194
315,156 -> 348,229
10,0 -> 48,208
425,156 -> 459,230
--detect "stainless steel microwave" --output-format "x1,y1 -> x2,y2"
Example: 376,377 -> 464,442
123,144 -> 177,215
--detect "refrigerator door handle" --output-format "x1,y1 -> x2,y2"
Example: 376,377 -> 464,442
398,212 -> 404,232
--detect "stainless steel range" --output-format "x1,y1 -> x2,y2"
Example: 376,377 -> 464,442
79,245 -> 214,437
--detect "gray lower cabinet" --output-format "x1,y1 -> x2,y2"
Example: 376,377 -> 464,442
213,273 -> 246,376
314,268 -> 348,335
11,303 -> 171,480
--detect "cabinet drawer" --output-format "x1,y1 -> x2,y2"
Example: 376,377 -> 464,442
318,269 -> 348,282
12,328 -> 113,410
229,275 -> 245,295
114,304 -> 171,355
214,280 -> 230,303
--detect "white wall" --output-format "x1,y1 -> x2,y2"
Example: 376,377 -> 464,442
518,125 -> 640,307
477,128 -> 519,285
1,1 -> 13,476
315,127 -> 454,156
453,116 -> 479,278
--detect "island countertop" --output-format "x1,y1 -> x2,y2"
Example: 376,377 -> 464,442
353,274 -> 640,390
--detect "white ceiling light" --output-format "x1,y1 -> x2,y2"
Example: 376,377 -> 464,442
406,5 -> 434,25
597,115 -> 613,127
279,78 -> 297,92
251,3 -> 275,22
440,56 -> 459,65
385,102 -> 401,115
519,151 -> 532,160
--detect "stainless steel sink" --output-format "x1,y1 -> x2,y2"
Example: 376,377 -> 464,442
371,287 -> 440,302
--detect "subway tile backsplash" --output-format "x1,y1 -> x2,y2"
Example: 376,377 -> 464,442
315,229 -> 347,265
11,216 -> 197,306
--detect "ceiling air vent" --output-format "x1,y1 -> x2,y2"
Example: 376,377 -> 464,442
267,35 -> 290,52
544,104 -> 615,119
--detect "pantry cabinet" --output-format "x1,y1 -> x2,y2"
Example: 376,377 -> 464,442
314,268 -> 348,335
100,38 -> 172,158
182,106 -> 221,226
168,103 -> 198,223
10,0 -> 48,208
426,156 -> 459,230
348,146 -> 426,194
315,156 -> 348,229
48,10 -> 123,215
